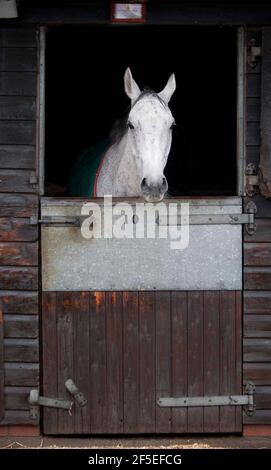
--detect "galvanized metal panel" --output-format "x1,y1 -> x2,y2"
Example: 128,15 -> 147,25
41,198 -> 242,291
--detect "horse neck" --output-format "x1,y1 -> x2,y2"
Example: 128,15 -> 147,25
113,133 -> 141,196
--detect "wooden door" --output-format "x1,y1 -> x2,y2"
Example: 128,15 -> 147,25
41,197 -> 243,434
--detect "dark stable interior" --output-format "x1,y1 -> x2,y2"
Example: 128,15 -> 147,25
45,26 -> 237,196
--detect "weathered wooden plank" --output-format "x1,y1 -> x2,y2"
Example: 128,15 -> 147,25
71,292 -> 90,434
254,386 -> 271,410
244,243 -> 271,266
244,267 -> 271,290
187,292 -> 203,433
106,292 -> 123,433
244,363 -> 271,385
89,292 -> 107,433
244,291 -> 271,314
17,3 -> 271,25
259,27 -> 271,198
246,122 -> 260,146
123,291 -> 139,434
244,339 -> 271,362
0,301 -> 4,421
42,292 -> 58,435
1,410 -> 39,425
138,292 -> 155,433
5,362 -> 39,386
246,97 -> 260,122
0,48 -> 37,72
0,218 -> 38,242
4,338 -> 38,362
171,292 -> 187,433
0,72 -> 36,96
203,291 -> 220,432
0,242 -> 38,266
0,97 -> 36,120
0,291 -> 38,314
0,121 -> 35,145
5,386 -> 32,410
244,315 -> 271,338
4,314 -> 38,339
0,170 -> 37,193
243,410 -> 271,425
0,194 -> 38,217
245,220 -> 271,243
244,195 -> 271,218
235,291 -> 242,431
155,291 -> 171,433
0,266 -> 38,290
56,292 -> 74,434
0,145 -> 35,170
0,29 -> 36,48
247,74 -> 261,98
219,291 -> 237,432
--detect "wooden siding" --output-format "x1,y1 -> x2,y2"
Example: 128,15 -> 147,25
244,29 -> 271,425
42,291 -> 242,435
0,27 -> 39,427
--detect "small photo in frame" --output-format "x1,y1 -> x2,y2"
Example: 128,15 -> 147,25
111,3 -> 146,23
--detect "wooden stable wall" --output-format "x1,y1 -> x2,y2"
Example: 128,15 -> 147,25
243,29 -> 271,427
0,27 -> 39,426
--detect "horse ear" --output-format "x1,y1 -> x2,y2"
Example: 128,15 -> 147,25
124,68 -> 141,102
158,74 -> 176,104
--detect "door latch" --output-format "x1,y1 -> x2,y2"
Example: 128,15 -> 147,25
28,379 -> 87,420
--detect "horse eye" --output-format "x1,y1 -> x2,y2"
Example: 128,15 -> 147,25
128,121 -> 135,130
170,122 -> 176,130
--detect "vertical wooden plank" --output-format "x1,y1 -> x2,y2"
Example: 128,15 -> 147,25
123,291 -> 139,433
203,291 -> 220,432
0,300 -> 4,421
235,291 -> 242,432
106,291 -> 123,433
187,292 -> 204,432
73,292 -> 90,434
155,291 -> 171,433
57,292 -> 74,434
89,292 -> 107,433
171,292 -> 188,433
219,291 -> 236,432
42,292 -> 57,434
138,291 -> 155,433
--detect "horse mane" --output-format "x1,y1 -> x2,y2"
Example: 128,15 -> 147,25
110,88 -> 166,144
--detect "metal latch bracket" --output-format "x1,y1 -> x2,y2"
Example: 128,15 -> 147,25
158,382 -> 256,416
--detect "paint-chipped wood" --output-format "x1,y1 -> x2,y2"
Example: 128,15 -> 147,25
0,170 -> 37,193
244,339 -> 271,362
0,267 -> 38,290
0,291 -> 38,314
244,291 -> 271,314
244,267 -> 271,290
244,363 -> 271,385
0,242 -> 38,266
5,362 -> 39,386
4,314 -> 38,339
0,217 -> 38,242
244,315 -> 271,338
4,338 -> 39,363
244,243 -> 271,266
0,194 -> 38,217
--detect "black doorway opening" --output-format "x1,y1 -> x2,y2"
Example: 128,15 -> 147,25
45,25 -> 237,196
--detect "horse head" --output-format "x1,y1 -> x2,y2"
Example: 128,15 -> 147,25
124,68 -> 176,202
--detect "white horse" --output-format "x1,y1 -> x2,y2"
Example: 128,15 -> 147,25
96,68 -> 176,202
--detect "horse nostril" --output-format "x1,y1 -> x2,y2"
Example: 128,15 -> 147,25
141,178 -> 147,190
161,177 -> 168,191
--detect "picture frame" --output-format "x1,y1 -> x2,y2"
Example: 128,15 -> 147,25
111,3 -> 146,24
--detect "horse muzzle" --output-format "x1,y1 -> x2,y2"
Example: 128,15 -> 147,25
140,177 -> 168,202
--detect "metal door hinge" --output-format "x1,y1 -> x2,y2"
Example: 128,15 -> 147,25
245,200 -> 257,235
29,174 -> 39,189
158,382 -> 255,416
245,163 -> 259,197
28,379 -> 87,420
247,39 -> 261,68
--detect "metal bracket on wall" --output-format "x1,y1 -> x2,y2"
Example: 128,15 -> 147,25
245,200 -> 257,235
158,382 -> 256,416
28,379 -> 87,420
245,163 -> 259,197
29,173 -> 39,190
247,38 -> 262,68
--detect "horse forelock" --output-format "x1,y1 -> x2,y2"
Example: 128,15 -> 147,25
110,89 -> 167,144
